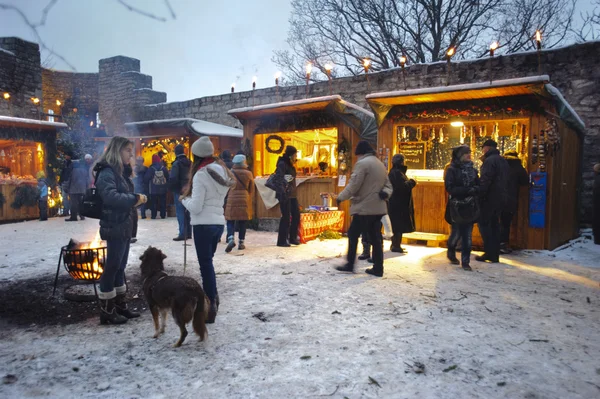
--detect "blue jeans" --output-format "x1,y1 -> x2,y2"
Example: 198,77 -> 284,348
226,220 -> 247,241
193,224 -> 224,303
448,223 -> 474,265
99,239 -> 130,298
173,193 -> 191,238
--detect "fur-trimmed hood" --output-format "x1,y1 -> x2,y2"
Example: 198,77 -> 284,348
205,163 -> 236,188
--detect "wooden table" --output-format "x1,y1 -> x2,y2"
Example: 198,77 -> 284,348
298,210 -> 345,243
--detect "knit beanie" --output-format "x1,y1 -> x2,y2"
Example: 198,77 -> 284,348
284,145 -> 297,157
151,154 -> 161,164
175,144 -> 185,156
191,136 -> 215,158
232,154 -> 247,165
451,145 -> 471,160
355,140 -> 374,155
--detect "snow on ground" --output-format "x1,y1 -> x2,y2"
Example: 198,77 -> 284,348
0,218 -> 599,399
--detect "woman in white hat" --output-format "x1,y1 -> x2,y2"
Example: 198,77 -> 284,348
181,137 -> 235,323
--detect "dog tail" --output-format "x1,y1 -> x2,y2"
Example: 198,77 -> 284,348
192,291 -> 208,341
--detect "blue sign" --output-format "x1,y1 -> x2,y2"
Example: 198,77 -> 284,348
529,172 -> 546,229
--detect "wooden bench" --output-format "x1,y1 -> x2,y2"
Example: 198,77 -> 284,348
402,232 -> 448,248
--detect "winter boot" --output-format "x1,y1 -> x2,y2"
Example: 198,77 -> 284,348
225,236 -> 236,253
335,263 -> 354,273
365,267 -> 383,277
238,240 -> 246,250
447,249 -> 460,265
99,298 -> 128,325
114,293 -> 140,319
358,243 -> 371,260
206,300 -> 218,324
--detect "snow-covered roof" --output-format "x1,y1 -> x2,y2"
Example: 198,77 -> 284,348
340,100 -> 374,119
366,75 -> 551,103
228,95 -> 343,115
125,118 -> 242,138
545,84 -> 585,131
0,115 -> 68,129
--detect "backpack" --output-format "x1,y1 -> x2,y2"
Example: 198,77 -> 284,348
81,168 -> 115,219
152,167 -> 167,186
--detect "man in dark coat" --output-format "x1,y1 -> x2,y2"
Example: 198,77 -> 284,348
593,163 -> 600,245
169,144 -> 192,241
144,154 -> 170,219
220,150 -> 234,170
388,153 -> 416,253
477,139 -> 510,263
65,157 -> 90,221
275,146 -> 300,247
500,151 -> 529,253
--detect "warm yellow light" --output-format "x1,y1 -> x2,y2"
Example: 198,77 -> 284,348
324,63 -> 333,72
363,58 -> 371,68
305,62 -> 312,75
56,99 -> 61,106
399,55 -> 407,66
274,71 -> 282,79
231,82 -> 236,89
535,30 -> 542,42
37,143 -> 42,152
450,121 -> 464,127
31,97 -> 40,104
3,92 -> 9,100
90,121 -> 94,127
490,41 -> 499,51
447,47 -> 455,58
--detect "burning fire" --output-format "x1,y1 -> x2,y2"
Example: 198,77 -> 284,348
68,232 -> 106,280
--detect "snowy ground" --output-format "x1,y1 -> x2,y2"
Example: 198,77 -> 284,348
0,217 -> 599,399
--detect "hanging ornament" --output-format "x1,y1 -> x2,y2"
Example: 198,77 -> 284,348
492,122 -> 499,142
402,126 -> 407,141
416,126 -> 422,141
439,127 -> 444,143
511,121 -> 519,140
459,126 -> 465,144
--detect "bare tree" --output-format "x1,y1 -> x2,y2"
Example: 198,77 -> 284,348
575,0 -> 600,40
0,0 -> 176,71
273,0 -> 577,84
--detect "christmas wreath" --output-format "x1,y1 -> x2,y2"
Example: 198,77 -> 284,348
265,135 -> 285,154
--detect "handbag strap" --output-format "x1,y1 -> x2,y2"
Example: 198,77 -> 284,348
232,170 -> 250,192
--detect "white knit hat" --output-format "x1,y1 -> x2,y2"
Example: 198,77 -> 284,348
191,137 -> 214,158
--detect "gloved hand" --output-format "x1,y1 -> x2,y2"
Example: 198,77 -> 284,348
135,194 -> 148,207
284,174 -> 294,183
336,198 -> 342,206
378,191 -> 389,200
409,179 -> 417,186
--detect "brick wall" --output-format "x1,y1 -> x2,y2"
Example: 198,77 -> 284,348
42,69 -> 99,119
0,38 -> 42,119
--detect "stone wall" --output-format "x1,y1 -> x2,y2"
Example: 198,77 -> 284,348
138,41 -> 600,223
98,56 -> 166,135
42,69 -> 99,119
0,38 -> 42,119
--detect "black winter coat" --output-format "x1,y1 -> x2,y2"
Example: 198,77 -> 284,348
94,162 -> 138,240
388,165 -> 416,233
67,160 -> 89,195
275,156 -> 297,199
504,155 -> 529,213
144,163 -> 170,195
479,149 -> 510,219
169,154 -> 191,194
444,160 -> 480,224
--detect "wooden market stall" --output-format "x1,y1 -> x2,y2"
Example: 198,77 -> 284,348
0,116 -> 66,223
366,75 -> 585,250
228,95 -> 378,236
115,118 -> 243,215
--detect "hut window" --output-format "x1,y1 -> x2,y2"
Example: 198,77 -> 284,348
47,109 -> 54,122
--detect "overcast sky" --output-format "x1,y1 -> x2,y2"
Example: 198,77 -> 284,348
0,0 -> 292,102
0,0 -> 595,103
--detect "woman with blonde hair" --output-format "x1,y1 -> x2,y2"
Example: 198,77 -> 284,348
181,137 -> 235,323
93,136 -> 147,324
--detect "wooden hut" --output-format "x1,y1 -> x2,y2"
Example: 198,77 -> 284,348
366,75 -> 585,250
0,116 -> 66,223
228,95 -> 377,236
122,118 -> 243,165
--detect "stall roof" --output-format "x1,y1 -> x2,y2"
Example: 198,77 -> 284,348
228,95 -> 378,143
0,116 -> 68,130
365,75 -> 585,133
124,118 -> 242,138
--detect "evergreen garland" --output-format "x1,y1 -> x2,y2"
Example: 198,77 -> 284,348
11,185 -> 39,209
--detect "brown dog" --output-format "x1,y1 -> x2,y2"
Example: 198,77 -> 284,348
139,246 -> 208,347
